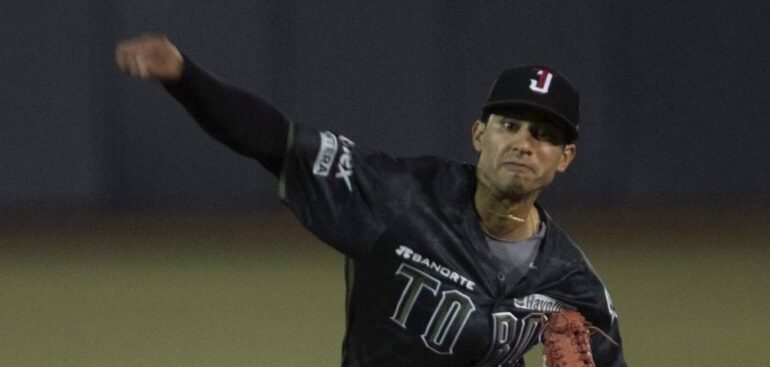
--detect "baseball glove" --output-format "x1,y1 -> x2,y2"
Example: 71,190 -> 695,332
542,311 -> 595,367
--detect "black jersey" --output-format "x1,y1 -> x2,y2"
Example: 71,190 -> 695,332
162,56 -> 625,366
279,123 -> 626,367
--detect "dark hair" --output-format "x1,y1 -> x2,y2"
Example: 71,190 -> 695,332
481,110 -> 492,123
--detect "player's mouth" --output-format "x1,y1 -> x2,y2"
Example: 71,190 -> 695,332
501,161 -> 534,173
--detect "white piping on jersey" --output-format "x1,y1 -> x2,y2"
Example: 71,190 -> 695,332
277,120 -> 295,201
574,244 -> 619,325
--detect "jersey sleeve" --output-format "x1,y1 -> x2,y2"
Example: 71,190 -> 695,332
163,56 -> 289,176
581,269 -> 626,367
278,122 -> 415,259
590,315 -> 625,367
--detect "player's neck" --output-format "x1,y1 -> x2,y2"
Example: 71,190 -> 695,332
474,185 -> 540,242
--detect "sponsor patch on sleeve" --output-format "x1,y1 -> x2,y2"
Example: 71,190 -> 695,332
335,136 -> 355,192
312,131 -> 338,177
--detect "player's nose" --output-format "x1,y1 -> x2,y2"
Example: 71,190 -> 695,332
507,125 -> 534,155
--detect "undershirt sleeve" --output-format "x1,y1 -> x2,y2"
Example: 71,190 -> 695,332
162,56 -> 289,176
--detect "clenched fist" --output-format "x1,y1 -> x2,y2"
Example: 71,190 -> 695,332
115,34 -> 183,81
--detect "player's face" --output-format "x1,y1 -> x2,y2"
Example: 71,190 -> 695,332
472,111 -> 576,198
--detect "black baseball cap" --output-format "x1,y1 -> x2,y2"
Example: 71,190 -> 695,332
483,65 -> 580,142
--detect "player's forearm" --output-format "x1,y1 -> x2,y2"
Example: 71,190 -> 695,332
163,56 -> 288,176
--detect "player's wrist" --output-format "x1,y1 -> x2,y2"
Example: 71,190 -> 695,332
160,54 -> 187,85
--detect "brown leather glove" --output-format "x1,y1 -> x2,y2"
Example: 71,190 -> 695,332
542,311 -> 595,367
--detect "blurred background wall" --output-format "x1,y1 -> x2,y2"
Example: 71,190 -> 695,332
1,1 -> 769,366
2,0 -> 767,213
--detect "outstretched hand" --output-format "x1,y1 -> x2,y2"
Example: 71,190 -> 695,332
115,34 -> 183,81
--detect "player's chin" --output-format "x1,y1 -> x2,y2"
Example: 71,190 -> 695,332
496,179 -> 532,197
500,171 -> 531,184
505,175 -> 551,196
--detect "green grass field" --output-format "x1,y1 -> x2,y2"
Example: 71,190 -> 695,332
1,210 -> 768,366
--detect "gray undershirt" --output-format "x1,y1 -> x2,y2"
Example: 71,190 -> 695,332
484,222 -> 546,285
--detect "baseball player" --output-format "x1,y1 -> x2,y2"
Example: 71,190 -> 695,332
116,34 -> 626,366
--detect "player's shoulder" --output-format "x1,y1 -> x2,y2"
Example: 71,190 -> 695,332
357,154 -> 476,209
539,209 -> 594,270
393,155 -> 475,193
292,123 -> 470,175
538,207 -> 620,329
290,122 -> 475,198
390,155 -> 472,177
540,209 -> 610,293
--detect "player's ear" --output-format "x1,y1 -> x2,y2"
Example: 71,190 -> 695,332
556,144 -> 576,172
472,120 -> 485,152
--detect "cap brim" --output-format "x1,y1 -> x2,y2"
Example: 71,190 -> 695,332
483,100 -> 578,142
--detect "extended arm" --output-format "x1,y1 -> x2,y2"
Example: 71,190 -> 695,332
115,34 -> 288,176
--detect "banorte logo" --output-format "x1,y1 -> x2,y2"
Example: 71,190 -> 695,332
395,245 -> 475,292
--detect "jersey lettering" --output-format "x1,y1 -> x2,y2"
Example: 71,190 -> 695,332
478,312 -> 544,366
391,263 -> 477,355
421,290 -> 476,354
390,263 -> 440,328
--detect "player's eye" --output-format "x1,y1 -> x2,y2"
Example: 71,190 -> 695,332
530,124 -> 564,145
532,126 -> 551,140
501,120 -> 521,132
